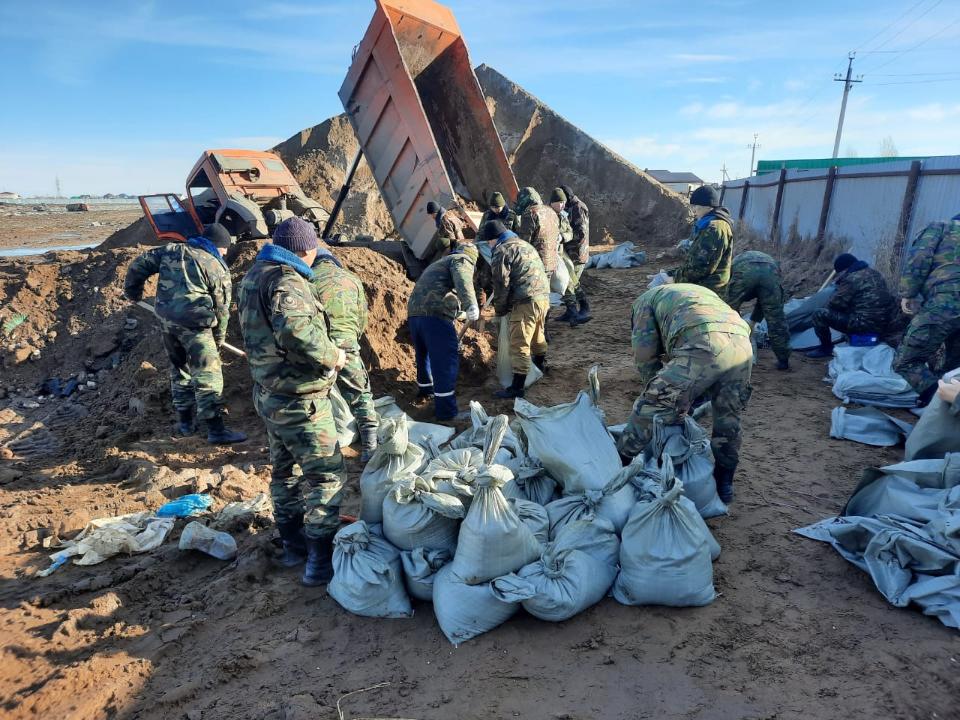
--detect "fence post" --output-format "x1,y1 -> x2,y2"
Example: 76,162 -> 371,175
891,160 -> 923,275
815,166 -> 838,251
770,168 -> 787,243
738,180 -> 750,221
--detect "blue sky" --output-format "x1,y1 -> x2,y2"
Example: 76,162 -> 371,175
1,0 -> 959,196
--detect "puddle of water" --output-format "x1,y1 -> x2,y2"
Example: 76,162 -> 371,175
0,242 -> 100,257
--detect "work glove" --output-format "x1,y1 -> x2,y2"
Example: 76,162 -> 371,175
901,297 -> 921,316
334,349 -> 347,371
937,378 -> 960,404
465,305 -> 480,322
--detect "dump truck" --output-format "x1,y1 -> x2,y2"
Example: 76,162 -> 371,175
338,0 -> 519,268
138,149 -> 330,243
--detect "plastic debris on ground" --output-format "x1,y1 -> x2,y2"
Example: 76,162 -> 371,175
796,454 -> 960,628
587,242 -> 648,269
213,492 -> 271,527
178,521 -> 237,560
156,493 -> 214,518
830,406 -> 913,447
828,344 -> 918,408
328,521 -> 413,619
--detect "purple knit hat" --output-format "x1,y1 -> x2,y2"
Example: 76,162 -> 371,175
273,217 -> 318,253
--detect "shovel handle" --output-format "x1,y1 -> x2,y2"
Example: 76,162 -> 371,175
135,300 -> 246,358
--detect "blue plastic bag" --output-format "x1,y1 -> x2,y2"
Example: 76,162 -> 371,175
156,494 -> 213,518
850,334 -> 880,347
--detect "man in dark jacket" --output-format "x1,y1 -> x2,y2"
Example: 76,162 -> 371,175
478,191 -> 519,241
672,185 -> 735,295
806,253 -> 896,358
124,223 -> 246,444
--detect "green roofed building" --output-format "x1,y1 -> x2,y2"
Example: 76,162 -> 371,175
755,156 -> 930,175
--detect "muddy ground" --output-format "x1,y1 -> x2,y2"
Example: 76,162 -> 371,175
0,204 -> 143,253
1,236 -> 957,719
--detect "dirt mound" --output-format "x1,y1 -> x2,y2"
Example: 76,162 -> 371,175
97,217 -> 158,250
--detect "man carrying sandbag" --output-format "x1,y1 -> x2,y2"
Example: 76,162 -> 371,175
310,245 -> 379,461
485,220 -> 551,399
726,250 -> 790,371
617,284 -> 753,504
407,243 -> 480,421
894,213 -> 960,407
238,218 -> 348,586
550,187 -> 591,327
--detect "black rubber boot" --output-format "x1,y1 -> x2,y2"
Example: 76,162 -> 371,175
494,373 -> 526,399
714,465 -> 735,504
577,293 -> 593,323
276,520 -> 307,568
776,357 -> 790,371
302,536 -> 334,586
359,426 -> 379,463
805,345 -> 833,359
206,415 -> 248,445
175,407 -> 196,436
533,354 -> 549,375
554,302 -> 579,325
917,384 -> 938,408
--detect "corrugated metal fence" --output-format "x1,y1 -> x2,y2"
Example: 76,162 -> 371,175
721,155 -> 960,271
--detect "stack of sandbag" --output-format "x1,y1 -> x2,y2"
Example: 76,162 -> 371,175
359,415 -> 427,523
449,401 -> 525,470
329,521 -> 413,618
382,475 -> 464,554
544,456 -> 648,536
502,458 -> 560,506
828,344 -> 918,408
373,396 -> 456,449
644,415 -> 727,518
614,458 -> 720,608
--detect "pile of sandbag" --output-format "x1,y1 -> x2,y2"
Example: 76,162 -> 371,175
328,367 -> 723,645
827,344 -> 918,408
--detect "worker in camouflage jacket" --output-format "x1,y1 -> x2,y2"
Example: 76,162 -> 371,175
407,243 -> 480,420
478,191 -> 519,241
423,200 -> 465,265
806,253 -> 896,358
550,187 -> 591,326
516,187 -> 560,278
124,223 -> 246,445
894,213 -> 960,406
727,250 -> 791,370
617,284 -> 753,504
311,247 -> 379,460
485,220 -> 551,399
671,185 -> 734,295
238,218 -> 348,587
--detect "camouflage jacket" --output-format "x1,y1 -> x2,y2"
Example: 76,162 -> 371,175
237,245 -> 341,398
673,207 -> 734,293
310,253 -> 368,349
491,234 -> 550,316
408,246 -> 479,320
901,219 -> 960,299
631,283 -> 750,387
564,194 -> 590,264
829,262 -> 895,327
558,210 -> 574,245
424,208 -> 466,265
124,240 -> 230,340
478,206 -> 520,241
519,203 -> 561,274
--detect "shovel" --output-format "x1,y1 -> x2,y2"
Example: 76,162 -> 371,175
136,300 -> 247,358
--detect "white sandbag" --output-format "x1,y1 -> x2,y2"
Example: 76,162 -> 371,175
359,415 -> 426,524
400,547 -> 451,602
588,242 -> 647,270
450,464 -> 542,584
829,344 -> 917,408
647,270 -> 673,288
433,566 -> 535,645
550,252 -> 571,294
329,383 -> 359,447
643,415 -> 727,518
329,521 -> 413,619
509,498 -> 550,545
518,518 -> 620,622
545,480 -> 636,537
502,459 -> 559,506
373,396 -> 456,448
449,401 -> 524,460
496,316 -> 543,389
830,406 -> 913,447
382,476 -> 465,553
614,470 -> 716,608
421,447 -> 483,508
514,366 -> 621,492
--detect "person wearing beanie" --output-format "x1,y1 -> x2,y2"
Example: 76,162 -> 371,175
549,188 -> 591,327
805,252 -> 896,359
124,222 -> 246,446
237,216 -> 349,586
423,200 -> 465,265
670,184 -> 734,295
310,245 -> 380,461
516,187 -> 560,280
485,219 -> 552,399
407,239 -> 481,421
558,184 -> 592,318
478,190 -> 519,242
893,213 -> 960,406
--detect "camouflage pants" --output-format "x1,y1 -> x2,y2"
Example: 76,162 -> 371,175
253,385 -> 346,540
811,308 -> 880,348
509,299 -> 549,373
893,295 -> 960,395
726,270 -> 790,363
337,348 -> 378,434
160,324 -> 224,420
617,333 -> 753,470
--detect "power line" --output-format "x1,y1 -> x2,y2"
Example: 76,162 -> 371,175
861,14 -> 960,74
875,77 -> 960,85
853,0 -> 929,53
863,0 -> 943,54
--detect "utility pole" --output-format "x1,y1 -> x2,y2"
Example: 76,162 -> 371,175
721,163 -> 730,183
746,135 -> 761,176
832,52 -> 863,159
55,176 -> 62,198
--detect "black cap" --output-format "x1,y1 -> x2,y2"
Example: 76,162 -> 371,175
484,220 -> 507,239
426,201 -> 440,214
202,223 -> 232,248
689,185 -> 720,208
834,253 -> 858,273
